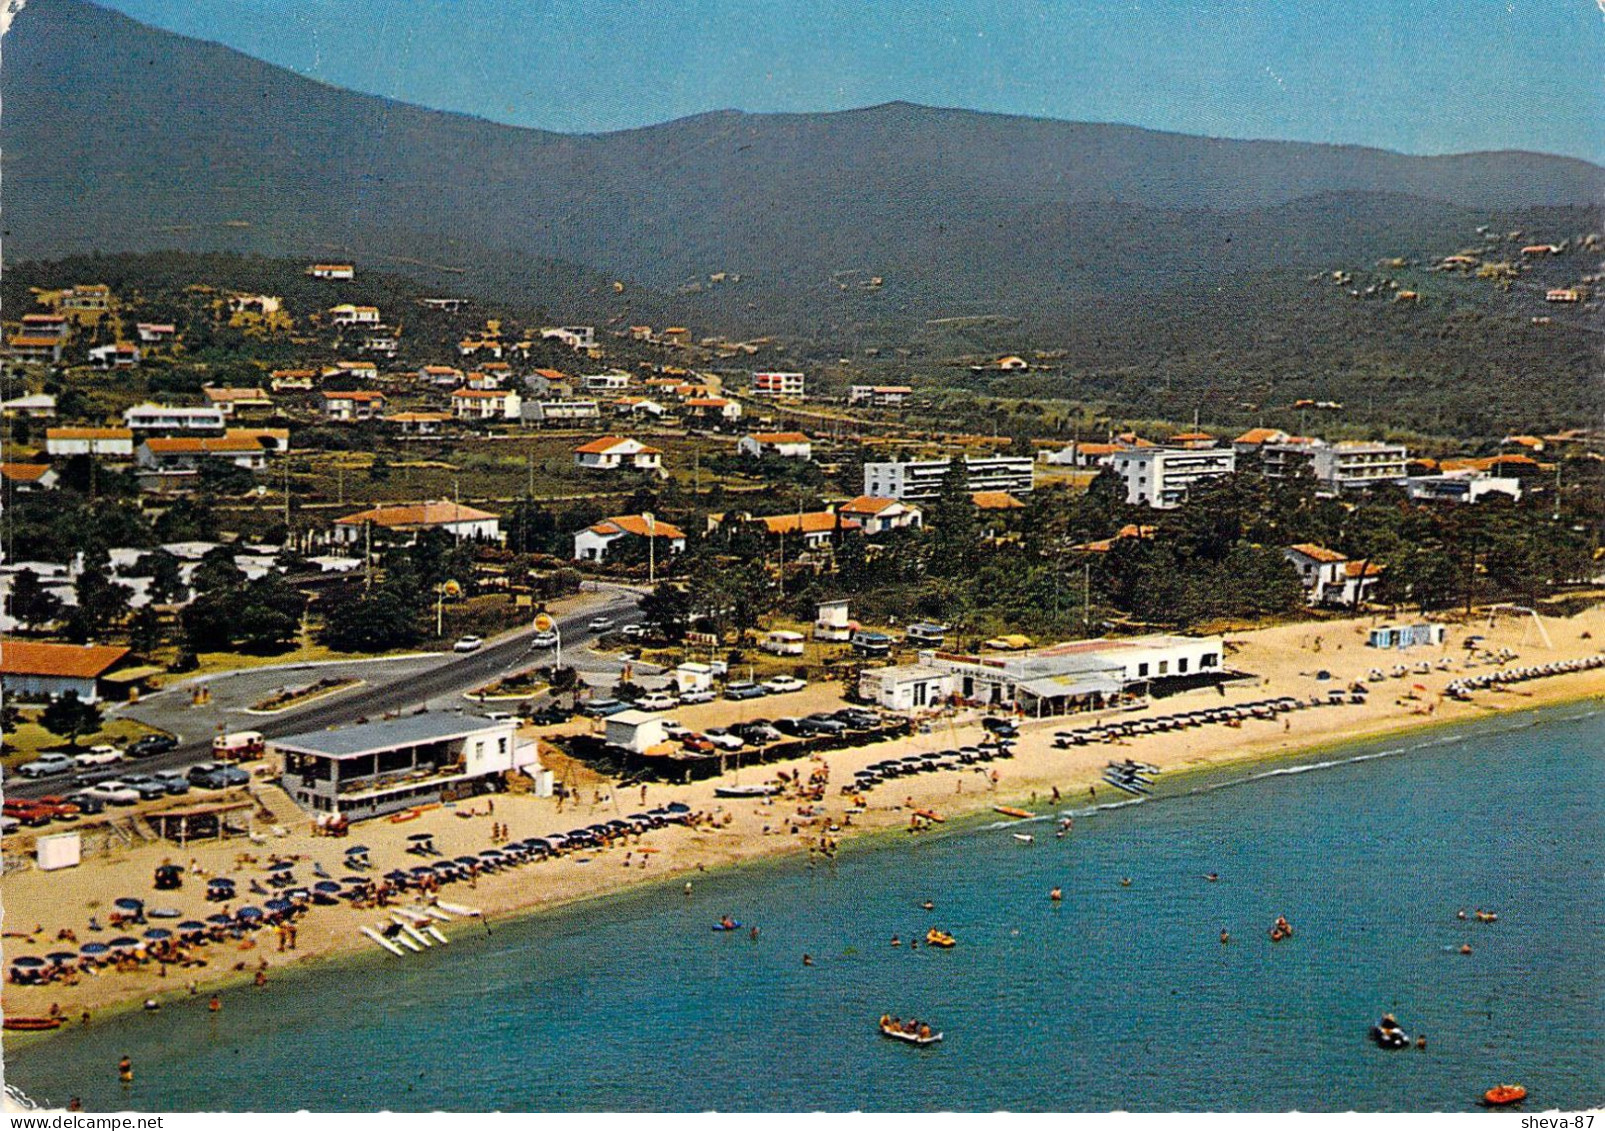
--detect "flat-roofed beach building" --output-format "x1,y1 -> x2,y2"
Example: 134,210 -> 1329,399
862,455 -> 1034,501
274,714 -> 534,820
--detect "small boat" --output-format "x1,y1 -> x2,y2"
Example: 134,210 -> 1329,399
1012,833 -> 1034,844
925,929 -> 956,948
424,924 -> 449,945
1101,774 -> 1148,796
360,926 -> 405,956
714,784 -> 777,798
711,920 -> 742,932
435,901 -> 481,917
993,806 -> 1035,819
1370,1017 -> 1410,1049
1483,1084 -> 1527,1107
914,809 -> 945,823
880,1020 -> 943,1046
2,1017 -> 63,1032
393,917 -> 433,948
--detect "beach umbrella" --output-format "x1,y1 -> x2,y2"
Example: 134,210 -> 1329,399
10,956 -> 45,968
384,870 -> 410,882
114,897 -> 145,911
431,861 -> 457,872
143,928 -> 172,941
178,921 -> 206,932
287,888 -> 310,900
235,907 -> 263,920
80,943 -> 110,956
409,865 -> 434,874
314,881 -> 341,893
665,802 -> 690,814
345,845 -> 371,854
265,899 -> 292,912
454,856 -> 479,866
268,861 -> 294,872
46,951 -> 78,964
207,877 -> 236,888
108,937 -> 142,949
406,833 -> 434,843
206,914 -> 234,926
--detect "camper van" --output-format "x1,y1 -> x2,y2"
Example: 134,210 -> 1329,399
906,623 -> 949,646
850,630 -> 893,658
761,630 -> 806,657
212,731 -> 266,762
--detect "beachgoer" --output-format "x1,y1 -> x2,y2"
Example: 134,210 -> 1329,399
1051,786 -> 1061,803
209,995 -> 221,1013
118,1056 -> 133,1084
1459,944 -> 1472,956
1120,877 -> 1132,887
487,798 -> 495,815
749,926 -> 760,941
81,1010 -> 91,1026
142,999 -> 159,1012
1220,929 -> 1230,945
254,969 -> 268,988
802,954 -> 814,966
890,935 -> 901,947
1416,1034 -> 1427,1050
67,1098 -> 82,1112
684,882 -> 693,896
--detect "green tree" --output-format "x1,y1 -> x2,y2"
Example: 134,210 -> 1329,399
7,568 -> 62,628
318,583 -> 425,652
129,605 -> 164,655
39,691 -> 102,747
74,566 -> 133,634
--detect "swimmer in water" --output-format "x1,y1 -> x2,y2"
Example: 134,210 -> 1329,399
1220,928 -> 1230,945
1049,887 -> 1063,902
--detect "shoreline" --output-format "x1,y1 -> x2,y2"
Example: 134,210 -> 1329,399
5,609 -> 1605,1036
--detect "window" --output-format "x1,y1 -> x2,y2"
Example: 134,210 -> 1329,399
1178,657 -> 1188,674
1138,662 -> 1149,677
1158,660 -> 1169,675
1201,653 -> 1218,668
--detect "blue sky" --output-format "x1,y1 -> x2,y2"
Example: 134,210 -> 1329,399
96,0 -> 1605,162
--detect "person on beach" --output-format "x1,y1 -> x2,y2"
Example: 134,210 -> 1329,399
67,1098 -> 82,1112
209,994 -> 222,1013
118,1056 -> 133,1084
254,969 -> 268,988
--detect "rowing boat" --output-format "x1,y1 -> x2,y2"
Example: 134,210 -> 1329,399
993,806 -> 1035,819
880,1022 -> 943,1046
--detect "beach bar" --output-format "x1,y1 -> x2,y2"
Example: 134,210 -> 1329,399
273,714 -> 534,821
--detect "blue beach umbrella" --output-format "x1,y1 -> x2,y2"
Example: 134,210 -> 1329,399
10,956 -> 45,968
178,921 -> 206,932
114,897 -> 144,911
80,943 -> 110,956
344,845 -> 371,854
454,856 -> 479,866
665,802 -> 690,814
108,937 -> 141,949
206,914 -> 234,926
384,870 -> 410,882
268,861 -> 294,872
235,906 -> 263,920
143,928 -> 173,941
207,877 -> 235,889
46,952 -> 78,964
265,899 -> 292,912
314,881 -> 341,893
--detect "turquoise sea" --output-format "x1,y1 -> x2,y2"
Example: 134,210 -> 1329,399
7,703 -> 1603,1112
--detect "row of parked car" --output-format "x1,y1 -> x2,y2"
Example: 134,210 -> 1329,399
582,674 -> 810,719
15,733 -> 180,779
661,707 -> 886,754
1,762 -> 252,831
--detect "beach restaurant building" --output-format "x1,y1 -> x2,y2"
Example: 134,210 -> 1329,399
916,634 -> 1225,717
273,714 -> 535,821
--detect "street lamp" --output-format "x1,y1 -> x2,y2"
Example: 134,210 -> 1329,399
644,511 -> 656,585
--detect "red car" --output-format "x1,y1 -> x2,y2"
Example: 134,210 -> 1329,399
2,800 -> 53,828
35,796 -> 82,821
680,733 -> 716,754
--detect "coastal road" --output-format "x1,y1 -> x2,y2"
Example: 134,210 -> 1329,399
7,584 -> 645,799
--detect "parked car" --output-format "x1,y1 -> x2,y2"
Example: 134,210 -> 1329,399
18,753 -> 76,779
982,716 -> 1020,737
620,624 -> 646,640
83,780 -> 141,806
661,722 -> 692,740
680,733 -> 716,754
186,763 -> 249,789
762,675 -> 807,694
679,687 -> 716,705
734,721 -> 783,744
805,713 -> 848,734
587,616 -> 614,633
775,717 -> 820,737
126,734 -> 178,759
74,744 -> 123,769
531,630 -> 560,649
3,799 -> 54,827
703,729 -> 745,751
635,691 -> 679,712
35,795 -> 82,821
0,817 -> 18,836
453,635 -> 485,653
119,775 -> 171,802
724,682 -> 767,701
64,791 -> 105,816
152,770 -> 192,795
528,706 -> 570,726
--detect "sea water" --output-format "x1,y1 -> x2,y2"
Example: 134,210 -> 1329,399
6,703 -> 1602,1111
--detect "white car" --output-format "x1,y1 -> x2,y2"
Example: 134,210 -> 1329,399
587,616 -> 614,633
453,635 -> 484,653
74,744 -> 123,768
762,675 -> 807,694
662,722 -> 692,740
679,688 -> 716,705
635,692 -> 679,711
620,624 -> 646,640
704,730 -> 745,751
531,630 -> 560,649
83,780 -> 141,806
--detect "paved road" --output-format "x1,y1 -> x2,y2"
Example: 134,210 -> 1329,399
8,585 -> 644,799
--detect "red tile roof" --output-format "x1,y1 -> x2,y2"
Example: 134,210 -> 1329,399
335,501 -> 499,528
1288,543 -> 1347,563
759,512 -> 859,536
0,463 -> 53,482
1,640 -> 130,680
971,491 -> 1025,510
591,515 -> 687,540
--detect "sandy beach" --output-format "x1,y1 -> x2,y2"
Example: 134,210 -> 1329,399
5,604 -> 1604,1032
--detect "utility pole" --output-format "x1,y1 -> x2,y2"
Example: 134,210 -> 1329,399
645,511 -> 656,585
1083,560 -> 1091,630
364,520 -> 373,591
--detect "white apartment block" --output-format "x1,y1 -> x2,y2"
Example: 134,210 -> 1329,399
862,455 -> 1035,501
1111,447 -> 1238,509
